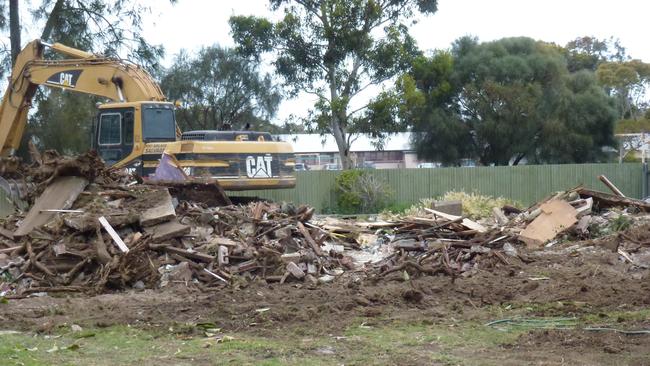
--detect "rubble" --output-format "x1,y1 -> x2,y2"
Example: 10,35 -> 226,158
0,152 -> 361,296
1,152 -> 649,298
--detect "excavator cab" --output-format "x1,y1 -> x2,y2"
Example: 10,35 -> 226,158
92,101 -> 176,172
93,104 -> 136,166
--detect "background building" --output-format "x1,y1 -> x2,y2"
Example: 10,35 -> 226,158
277,132 -> 434,170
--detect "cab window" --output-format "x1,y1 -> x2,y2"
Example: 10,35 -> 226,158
142,106 -> 176,142
99,113 -> 121,145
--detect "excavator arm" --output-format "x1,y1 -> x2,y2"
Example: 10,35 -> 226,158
0,39 -> 166,156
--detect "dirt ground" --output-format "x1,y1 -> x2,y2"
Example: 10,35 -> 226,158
2,233 -> 650,365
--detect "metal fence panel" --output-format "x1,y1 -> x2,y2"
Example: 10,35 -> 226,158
0,163 -> 640,216
235,163 -> 643,212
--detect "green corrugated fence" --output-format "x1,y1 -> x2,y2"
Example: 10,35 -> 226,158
236,163 -> 643,212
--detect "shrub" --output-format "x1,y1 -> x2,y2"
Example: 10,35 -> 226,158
404,191 -> 521,219
334,170 -> 393,214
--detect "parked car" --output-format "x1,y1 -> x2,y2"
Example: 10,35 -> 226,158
324,163 -> 341,171
357,161 -> 376,169
294,163 -> 310,171
460,159 -> 476,167
417,162 -> 440,168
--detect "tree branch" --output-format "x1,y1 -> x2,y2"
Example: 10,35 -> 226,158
72,1 -> 124,49
40,0 -> 65,41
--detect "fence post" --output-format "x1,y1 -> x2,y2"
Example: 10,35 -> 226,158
641,163 -> 648,199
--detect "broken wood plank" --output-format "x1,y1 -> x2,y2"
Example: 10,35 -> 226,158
98,216 -> 129,253
144,220 -> 191,242
64,211 -> 138,232
578,188 -> 650,212
94,225 -> 112,265
203,268 -> 228,283
519,200 -> 578,247
0,227 -> 14,241
0,245 -> 21,254
423,208 -> 487,233
15,176 -> 88,237
40,209 -> 84,213
297,221 -> 326,256
231,259 -> 259,273
492,207 -> 509,225
598,175 -> 625,197
392,239 -> 426,251
162,245 -> 215,263
139,188 -> 175,227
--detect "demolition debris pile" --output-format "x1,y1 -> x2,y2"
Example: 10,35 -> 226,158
1,151 -> 650,298
0,152 -> 346,295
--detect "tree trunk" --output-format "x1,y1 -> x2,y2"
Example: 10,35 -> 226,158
40,0 -> 65,42
512,153 -> 526,166
9,0 -> 20,65
327,65 -> 352,169
330,115 -> 351,169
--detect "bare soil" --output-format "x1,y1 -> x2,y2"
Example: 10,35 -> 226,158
2,234 -> 650,365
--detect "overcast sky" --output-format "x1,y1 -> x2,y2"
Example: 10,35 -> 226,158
140,0 -> 648,123
143,0 -> 649,60
122,1 -> 645,123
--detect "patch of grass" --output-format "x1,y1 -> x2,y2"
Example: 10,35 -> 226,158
580,308 -> 650,324
0,317 -> 532,366
0,325 -> 340,366
7,309 -> 646,366
339,318 -> 524,364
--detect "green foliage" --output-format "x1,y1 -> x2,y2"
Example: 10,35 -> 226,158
399,37 -> 618,166
335,170 -> 364,213
622,153 -> 641,163
616,118 -> 650,133
32,0 -> 168,72
334,170 -> 393,214
563,36 -> 627,72
563,37 -> 650,131
397,51 -> 471,165
19,90 -> 98,157
608,214 -> 632,232
596,59 -> 650,120
230,0 -> 438,168
0,269 -> 11,282
161,46 -> 282,132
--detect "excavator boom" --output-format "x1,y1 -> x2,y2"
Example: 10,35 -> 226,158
0,40 -> 164,155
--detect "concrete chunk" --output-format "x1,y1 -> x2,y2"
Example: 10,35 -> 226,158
139,189 -> 175,227
15,176 -> 88,237
286,261 -> 305,279
145,220 -> 190,242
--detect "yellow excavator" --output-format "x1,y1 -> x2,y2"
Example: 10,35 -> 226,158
0,39 -> 296,191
